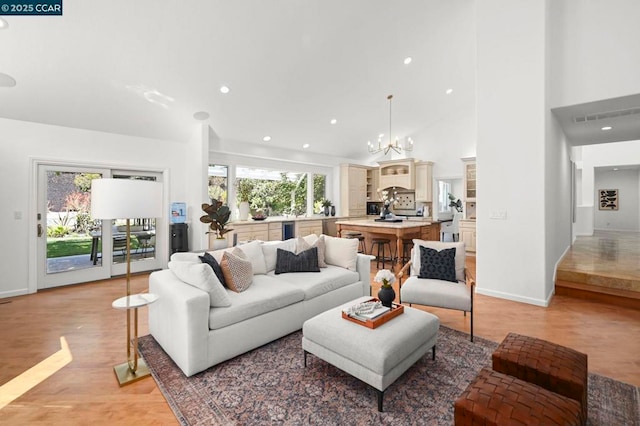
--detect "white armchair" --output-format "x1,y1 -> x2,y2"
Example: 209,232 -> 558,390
440,212 -> 462,242
398,240 -> 475,341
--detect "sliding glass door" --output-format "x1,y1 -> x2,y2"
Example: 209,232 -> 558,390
37,164 -> 163,289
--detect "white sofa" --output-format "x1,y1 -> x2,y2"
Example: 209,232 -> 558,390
148,235 -> 372,377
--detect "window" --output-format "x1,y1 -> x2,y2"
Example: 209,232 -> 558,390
438,180 -> 452,213
235,167 -> 326,216
208,165 -> 228,204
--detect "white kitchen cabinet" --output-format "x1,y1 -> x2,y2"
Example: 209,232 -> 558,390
340,164 -> 368,217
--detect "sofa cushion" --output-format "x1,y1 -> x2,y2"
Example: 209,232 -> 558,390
400,275 -> 471,311
418,246 -> 457,282
275,247 -> 320,274
296,235 -> 327,267
411,240 -> 465,281
170,251 -> 203,263
199,252 -> 226,287
221,248 -> 253,293
235,240 -> 267,275
267,264 -> 359,300
208,275 -> 305,330
168,261 -> 231,307
322,235 -> 358,271
262,239 -> 297,272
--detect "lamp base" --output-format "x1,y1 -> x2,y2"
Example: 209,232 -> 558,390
113,358 -> 152,386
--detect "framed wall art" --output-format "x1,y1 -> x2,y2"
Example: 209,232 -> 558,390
598,189 -> 618,211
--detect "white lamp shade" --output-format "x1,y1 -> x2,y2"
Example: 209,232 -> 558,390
91,178 -> 164,219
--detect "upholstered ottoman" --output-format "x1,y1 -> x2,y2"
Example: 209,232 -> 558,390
492,332 -> 588,424
302,296 -> 439,412
454,368 -> 582,425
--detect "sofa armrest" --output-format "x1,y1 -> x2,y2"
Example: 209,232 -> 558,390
356,253 -> 374,296
148,269 -> 211,377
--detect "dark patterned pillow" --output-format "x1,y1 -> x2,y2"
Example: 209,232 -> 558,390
418,246 -> 457,282
199,252 -> 226,287
275,247 -> 320,275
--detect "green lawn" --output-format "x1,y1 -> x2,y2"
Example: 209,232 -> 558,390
47,236 -> 139,258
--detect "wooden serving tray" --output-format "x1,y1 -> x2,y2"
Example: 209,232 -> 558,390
342,299 -> 404,329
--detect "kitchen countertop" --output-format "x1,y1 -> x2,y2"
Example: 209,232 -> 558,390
335,219 -> 437,228
230,216 -> 347,224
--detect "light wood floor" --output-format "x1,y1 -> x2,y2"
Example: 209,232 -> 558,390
1,252 -> 639,424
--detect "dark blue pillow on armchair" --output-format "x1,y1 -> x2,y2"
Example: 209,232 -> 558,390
418,246 -> 457,282
275,247 -> 320,274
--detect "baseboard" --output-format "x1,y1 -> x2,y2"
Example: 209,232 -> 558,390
0,288 -> 29,299
475,287 -> 549,307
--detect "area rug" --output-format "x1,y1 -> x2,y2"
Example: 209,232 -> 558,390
138,327 -> 640,425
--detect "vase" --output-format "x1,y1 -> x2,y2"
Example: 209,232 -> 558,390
324,206 -> 330,216
239,201 -> 250,221
330,206 -> 335,216
378,285 -> 395,308
212,238 -> 228,250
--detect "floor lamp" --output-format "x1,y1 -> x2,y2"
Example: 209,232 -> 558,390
91,178 -> 164,386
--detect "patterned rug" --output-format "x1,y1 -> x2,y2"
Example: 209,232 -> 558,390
139,327 -> 640,425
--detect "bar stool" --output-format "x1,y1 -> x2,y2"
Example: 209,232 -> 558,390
401,239 -> 413,265
370,238 -> 393,269
344,232 -> 367,254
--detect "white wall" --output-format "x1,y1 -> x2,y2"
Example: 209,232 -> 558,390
476,0 -> 551,306
576,140 -> 640,234
549,0 -> 640,107
0,118 -> 190,298
594,169 -> 640,231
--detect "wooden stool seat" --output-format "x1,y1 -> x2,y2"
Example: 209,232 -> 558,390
492,332 -> 588,424
370,238 -> 393,269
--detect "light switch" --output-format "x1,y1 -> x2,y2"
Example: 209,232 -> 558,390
490,210 -> 507,220
14,211 -> 22,220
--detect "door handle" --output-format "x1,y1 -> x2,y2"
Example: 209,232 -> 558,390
37,224 -> 43,237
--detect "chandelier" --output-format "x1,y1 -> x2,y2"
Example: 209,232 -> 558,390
368,94 -> 414,155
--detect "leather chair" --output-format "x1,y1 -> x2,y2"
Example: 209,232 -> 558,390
398,240 -> 475,341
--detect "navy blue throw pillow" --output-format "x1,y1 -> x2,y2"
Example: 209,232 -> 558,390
275,247 -> 320,275
199,252 -> 226,287
418,246 -> 457,282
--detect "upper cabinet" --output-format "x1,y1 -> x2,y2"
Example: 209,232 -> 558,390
462,157 -> 476,219
340,164 -> 368,217
378,158 -> 416,190
414,161 -> 433,202
366,167 -> 379,201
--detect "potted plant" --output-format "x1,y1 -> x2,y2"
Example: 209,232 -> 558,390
200,201 -> 233,249
448,193 -> 463,213
322,199 -> 332,216
374,269 -> 396,308
236,179 -> 254,221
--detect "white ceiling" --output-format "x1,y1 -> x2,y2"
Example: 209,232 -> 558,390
0,0 -> 476,160
2,1 -> 638,160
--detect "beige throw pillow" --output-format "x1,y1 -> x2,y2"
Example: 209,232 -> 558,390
322,234 -> 358,271
221,248 -> 253,292
296,235 -> 327,268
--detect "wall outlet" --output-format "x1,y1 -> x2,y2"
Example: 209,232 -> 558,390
14,211 -> 22,220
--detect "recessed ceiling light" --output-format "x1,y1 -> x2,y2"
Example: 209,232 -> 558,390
446,88 -> 453,95
302,143 -> 310,149
613,168 -> 619,171
378,133 -> 384,138
0,72 -> 16,87
193,111 -> 210,121
0,18 -> 8,29
262,136 -> 271,142
220,85 -> 230,94
403,57 -> 412,65
330,118 -> 337,125
601,126 -> 612,131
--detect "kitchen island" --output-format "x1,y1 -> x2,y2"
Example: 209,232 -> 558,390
335,219 -> 441,263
